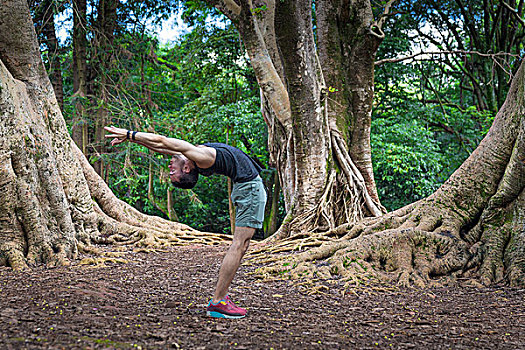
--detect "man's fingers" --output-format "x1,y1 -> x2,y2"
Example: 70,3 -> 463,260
105,126 -> 129,146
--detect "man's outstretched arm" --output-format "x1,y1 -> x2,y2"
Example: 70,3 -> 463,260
104,126 -> 215,168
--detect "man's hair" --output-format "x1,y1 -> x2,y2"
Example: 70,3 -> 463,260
171,155 -> 199,189
171,168 -> 199,189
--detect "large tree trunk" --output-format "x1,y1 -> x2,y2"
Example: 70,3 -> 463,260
257,59 -> 525,287
317,0 -> 383,204
209,0 -> 385,239
0,0 -> 226,269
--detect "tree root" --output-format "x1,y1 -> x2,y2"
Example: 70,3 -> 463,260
252,226 -> 470,291
267,132 -> 387,242
247,180 -> 524,289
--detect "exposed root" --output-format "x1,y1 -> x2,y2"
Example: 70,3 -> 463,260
133,247 -> 164,254
248,227 -> 347,265
77,242 -> 101,255
95,201 -> 229,247
248,202 -> 416,264
253,227 -> 470,291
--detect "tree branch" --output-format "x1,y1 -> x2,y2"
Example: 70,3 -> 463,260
374,0 -> 397,32
502,1 -> 525,26
148,45 -> 178,71
375,50 -> 520,66
370,0 -> 397,39
231,0 -> 292,128
421,99 -> 466,113
206,0 -> 241,21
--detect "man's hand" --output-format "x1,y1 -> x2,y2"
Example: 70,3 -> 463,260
104,126 -> 128,146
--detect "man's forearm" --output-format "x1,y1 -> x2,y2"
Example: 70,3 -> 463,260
133,139 -> 172,155
130,132 -> 172,155
130,131 -> 194,156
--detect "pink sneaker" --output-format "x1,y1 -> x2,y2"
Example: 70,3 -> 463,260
206,296 -> 247,319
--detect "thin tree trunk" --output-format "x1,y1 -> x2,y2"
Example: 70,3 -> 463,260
72,0 -> 88,154
263,169 -> 281,238
93,0 -> 118,176
147,153 -> 170,218
226,126 -> 236,233
32,0 -> 64,109
167,188 -> 178,221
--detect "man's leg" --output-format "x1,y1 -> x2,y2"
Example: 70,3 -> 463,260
212,226 -> 255,303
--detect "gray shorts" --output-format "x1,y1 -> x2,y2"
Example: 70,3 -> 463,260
231,176 -> 267,228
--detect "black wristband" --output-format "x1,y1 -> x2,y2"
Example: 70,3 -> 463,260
132,131 -> 138,141
126,130 -> 131,140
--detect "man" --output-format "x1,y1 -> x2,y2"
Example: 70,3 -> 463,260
104,126 -> 266,319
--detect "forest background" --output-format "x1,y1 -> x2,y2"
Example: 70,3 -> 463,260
30,0 -> 520,237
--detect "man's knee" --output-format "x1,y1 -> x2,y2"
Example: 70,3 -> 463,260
231,238 -> 250,254
230,239 -> 243,252
231,226 -> 255,253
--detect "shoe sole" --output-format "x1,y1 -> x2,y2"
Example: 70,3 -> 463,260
207,311 -> 245,319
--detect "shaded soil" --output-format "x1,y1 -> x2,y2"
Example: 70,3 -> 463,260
0,245 -> 524,349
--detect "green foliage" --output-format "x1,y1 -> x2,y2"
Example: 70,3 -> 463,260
372,94 -> 491,211
372,2 -> 498,211
372,115 -> 444,211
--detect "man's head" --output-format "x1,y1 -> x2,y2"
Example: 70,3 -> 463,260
169,154 -> 199,189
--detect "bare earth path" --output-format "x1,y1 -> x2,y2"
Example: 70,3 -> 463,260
0,245 -> 523,349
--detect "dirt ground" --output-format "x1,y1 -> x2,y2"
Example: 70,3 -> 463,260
0,244 -> 523,349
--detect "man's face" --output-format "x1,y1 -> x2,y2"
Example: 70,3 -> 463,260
168,157 -> 184,183
168,156 -> 195,182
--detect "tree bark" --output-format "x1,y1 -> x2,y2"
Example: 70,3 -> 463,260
317,0 -> 382,204
31,0 -> 64,109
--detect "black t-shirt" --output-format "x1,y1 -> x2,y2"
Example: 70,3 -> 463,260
197,143 -> 262,183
